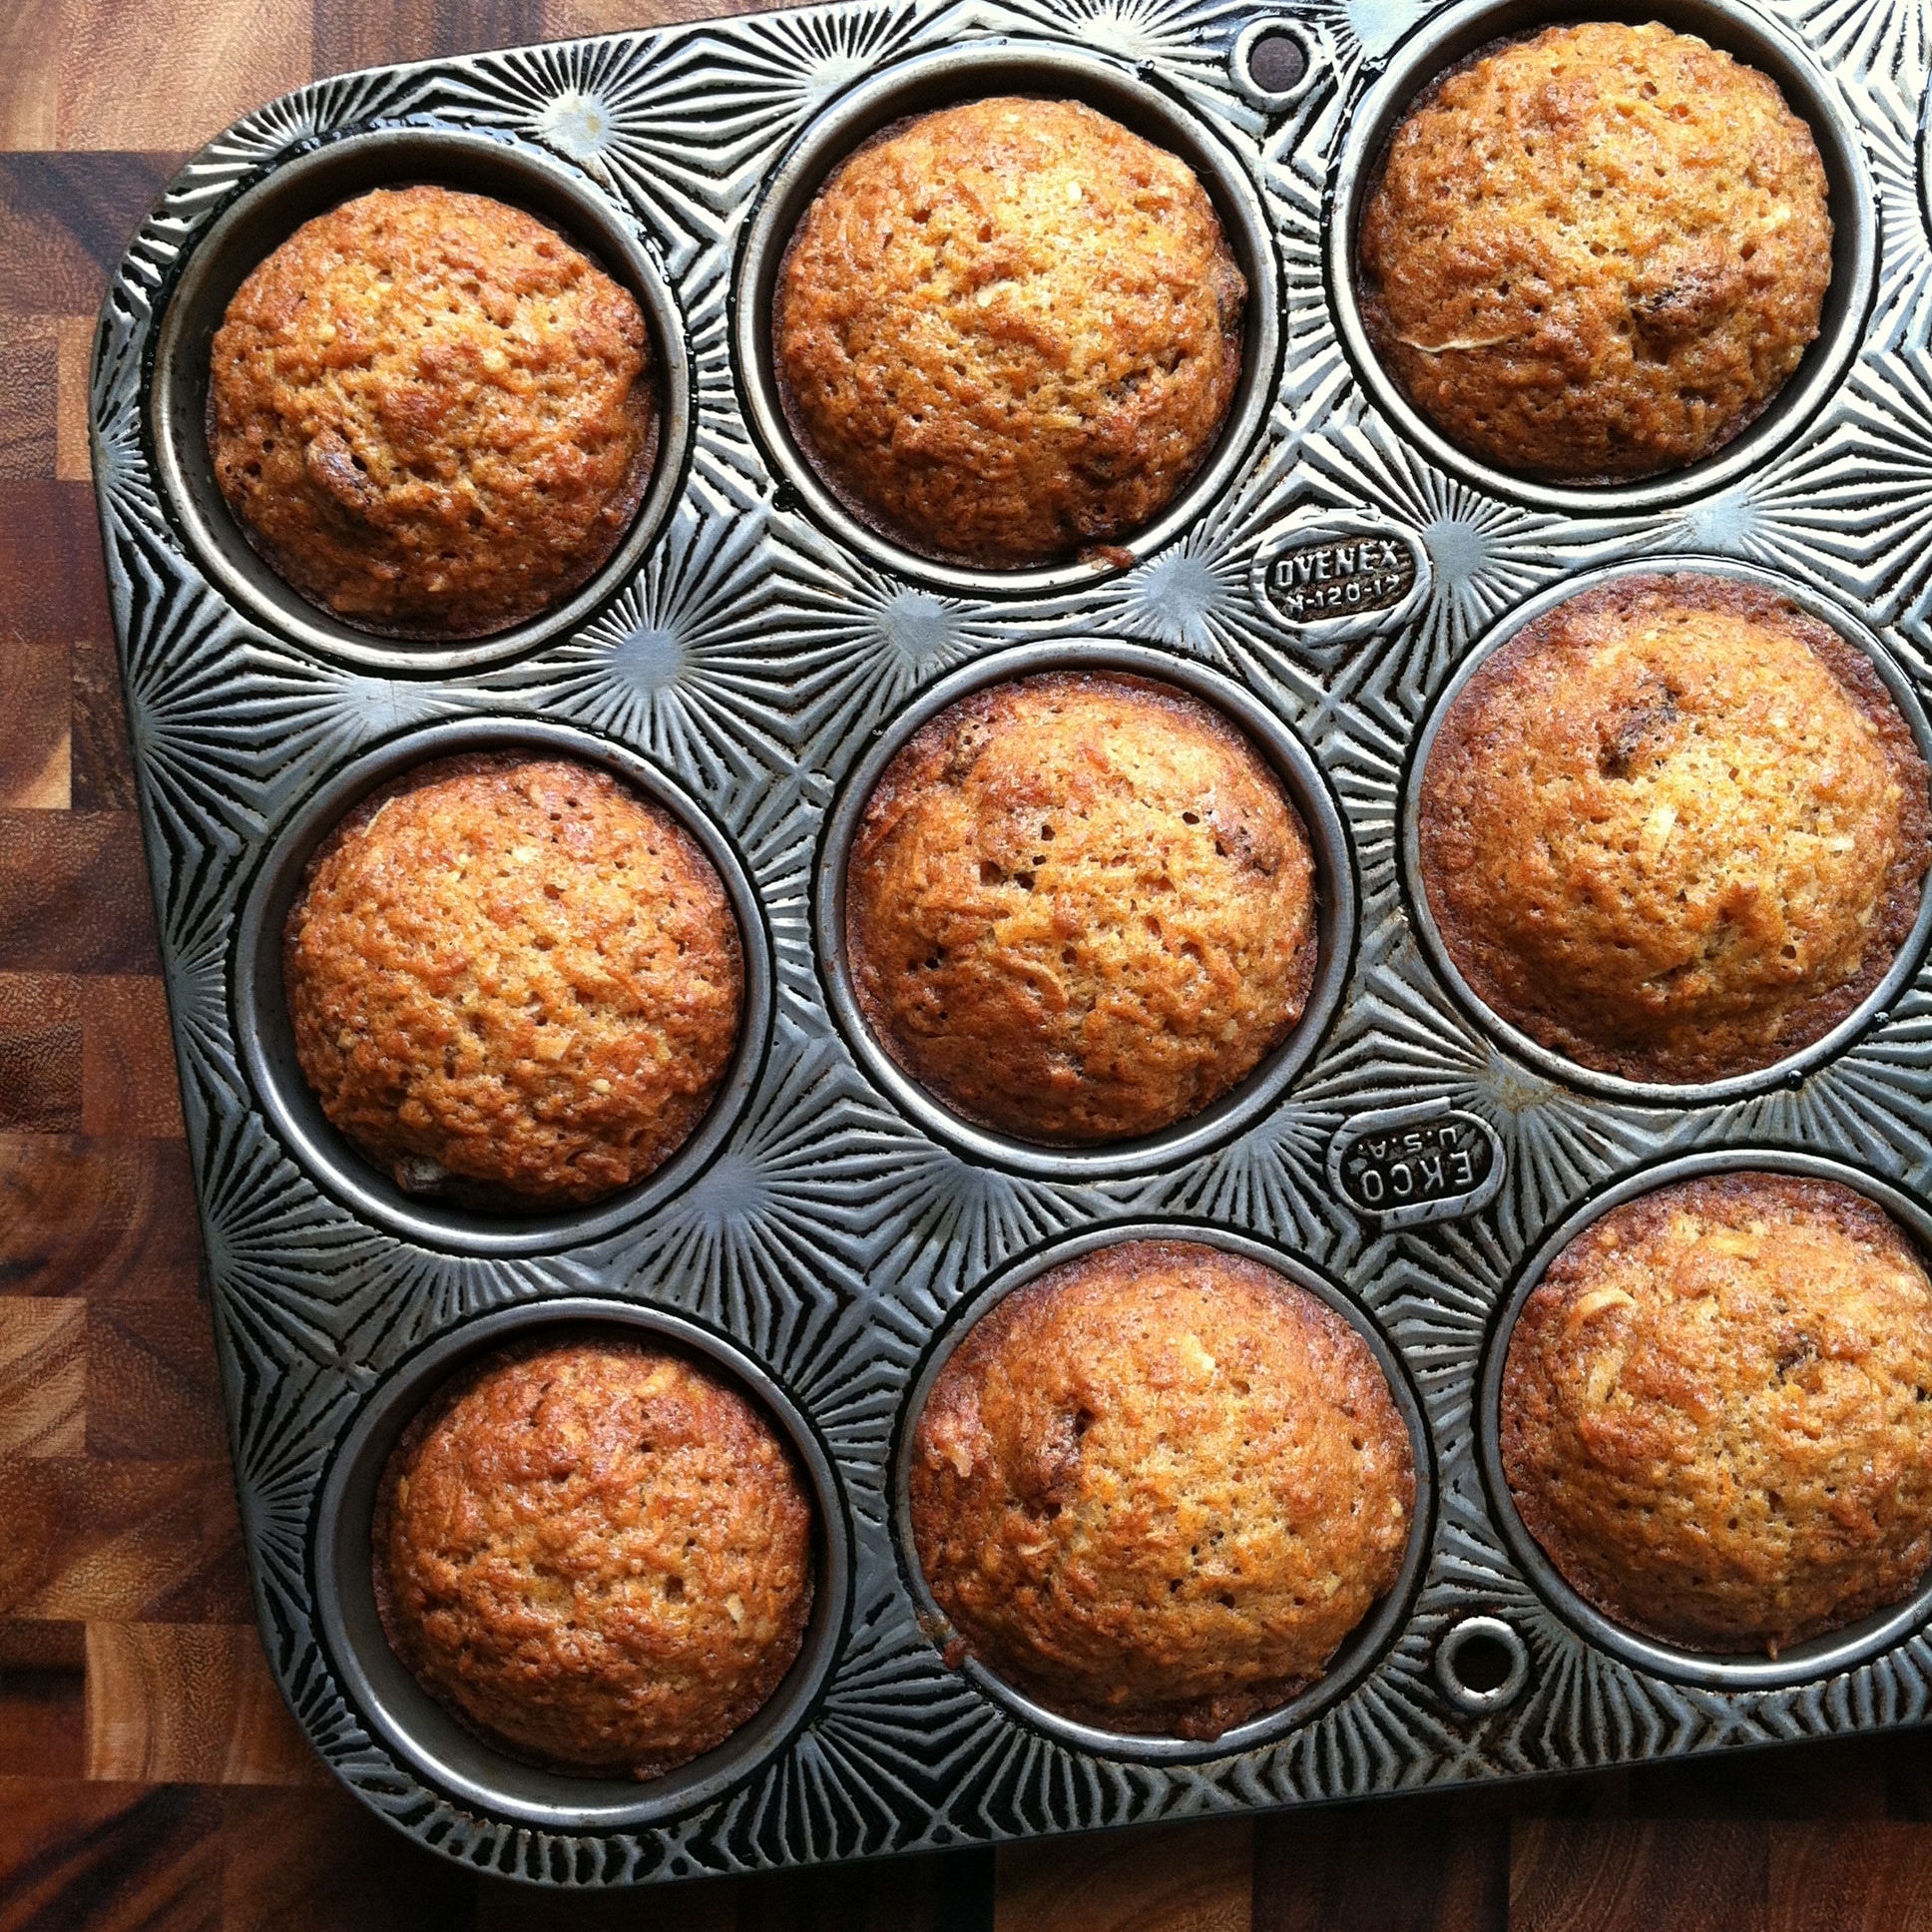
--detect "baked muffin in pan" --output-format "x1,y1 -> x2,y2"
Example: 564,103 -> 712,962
909,1240 -> 1415,1736
1416,574 -> 1930,1085
1357,22 -> 1832,483
775,97 -> 1246,567
1501,1173 -> 1932,1655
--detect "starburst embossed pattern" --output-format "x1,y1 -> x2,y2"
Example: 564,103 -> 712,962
89,0 -> 1932,1887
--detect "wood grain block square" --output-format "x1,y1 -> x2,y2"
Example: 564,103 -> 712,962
0,642 -> 72,810
998,1818 -> 1251,1932
71,631 -> 137,813
83,975 -> 185,1139
57,314 -> 95,483
85,1623 -> 324,1786
0,157 -> 185,318
86,1296 -> 224,1461
222,1784 -> 480,1931
314,0 -> 546,73
0,970 -> 82,1133
0,0 -> 61,151
0,319 -> 58,481
0,1458 -> 248,1623
0,481 -> 111,648
0,1779 -> 222,1932
57,0 -> 311,152
0,1618 -> 85,1778
1511,1820 -> 1768,1932
0,1295 -> 84,1456
0,810 -> 159,974
0,1133 -> 201,1300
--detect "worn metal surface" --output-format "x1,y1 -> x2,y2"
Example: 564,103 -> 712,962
90,0 -> 1932,1885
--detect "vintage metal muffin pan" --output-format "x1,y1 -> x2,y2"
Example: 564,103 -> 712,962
88,0 -> 1932,1887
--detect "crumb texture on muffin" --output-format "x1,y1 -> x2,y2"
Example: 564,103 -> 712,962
210,185 -> 655,639
285,754 -> 743,1208
1501,1173 -> 1932,1655
375,1336 -> 814,1778
845,673 -> 1318,1144
1357,23 -> 1832,481
1417,575 -> 1929,1084
775,98 -> 1246,567
909,1240 -> 1415,1736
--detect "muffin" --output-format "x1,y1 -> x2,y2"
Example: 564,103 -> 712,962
210,185 -> 655,638
845,673 -> 1318,1144
1357,23 -> 1832,482
285,754 -> 742,1209
1416,575 -> 1929,1084
774,97 -> 1246,567
908,1240 -> 1415,1736
375,1335 -> 814,1778
1501,1173 -> 1932,1655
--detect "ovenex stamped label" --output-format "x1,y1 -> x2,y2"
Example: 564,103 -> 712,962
1325,1097 -> 1505,1228
1247,508 -> 1431,657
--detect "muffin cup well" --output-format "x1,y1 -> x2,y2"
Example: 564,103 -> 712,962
1476,1151 -> 1932,1690
732,43 -> 1280,596
149,125 -> 692,674
1399,557 -> 1932,1107
312,1296 -> 852,1832
814,643 -> 1357,1181
232,718 -> 773,1257
891,1221 -> 1434,1761
1326,0 -> 1877,515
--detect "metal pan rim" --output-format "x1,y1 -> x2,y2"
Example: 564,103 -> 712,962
1324,0 -> 1879,517
812,641 -> 1358,1179
731,39 -> 1282,597
148,123 -> 693,676
888,1217 -> 1436,1761
230,716 -> 775,1256
1398,554 -> 1932,1108
1475,1148 -> 1932,1690
310,1293 -> 854,1831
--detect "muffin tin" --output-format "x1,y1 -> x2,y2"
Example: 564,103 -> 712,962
89,0 -> 1932,1888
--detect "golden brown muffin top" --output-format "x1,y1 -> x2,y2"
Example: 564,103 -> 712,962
375,1336 -> 814,1778
845,673 -> 1317,1144
1357,23 -> 1832,481
775,97 -> 1246,567
909,1240 -> 1415,1736
1501,1174 -> 1932,1655
210,185 -> 655,639
285,754 -> 743,1208
1417,576 -> 1929,1085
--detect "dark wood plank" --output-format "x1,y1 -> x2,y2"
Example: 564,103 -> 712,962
0,1781 -> 223,1932
0,1296 -> 84,1456
0,322 -> 56,481
1766,1822 -> 1932,1932
0,642 -> 70,810
70,633 -> 137,815
84,1297 -> 223,1461
0,1620 -> 85,1779
81,976 -> 184,1139
0,156 -> 184,315
0,483 -> 112,650
0,974 -> 81,1135
1253,1803 -> 1505,1932
313,0 -> 547,73
1510,1821 -> 1767,1932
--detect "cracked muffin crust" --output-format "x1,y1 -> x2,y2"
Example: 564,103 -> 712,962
1501,1173 -> 1932,1655
1416,574 -> 1929,1085
774,97 -> 1247,567
844,672 -> 1318,1145
375,1335 -> 814,1778
285,753 -> 743,1209
1357,22 -> 1832,482
908,1239 -> 1416,1736
210,185 -> 656,639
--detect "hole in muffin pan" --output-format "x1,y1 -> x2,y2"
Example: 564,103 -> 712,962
812,643 -> 1358,1181
890,1221 -> 1435,1761
731,43 -> 1281,597
1231,20 -> 1318,111
1325,0 -> 1877,516
231,718 -> 773,1257
1476,1150 -> 1932,1691
312,1296 -> 852,1831
1434,1617 -> 1530,1713
149,125 -> 692,676
1398,557 -> 1932,1109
